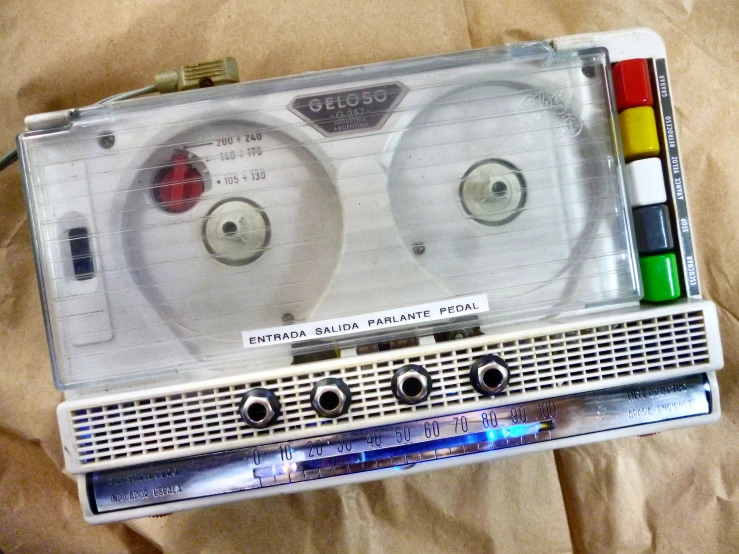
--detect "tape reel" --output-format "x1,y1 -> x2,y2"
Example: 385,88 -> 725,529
388,81 -> 601,311
122,120 -> 343,354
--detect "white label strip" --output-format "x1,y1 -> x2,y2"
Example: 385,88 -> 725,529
242,294 -> 490,349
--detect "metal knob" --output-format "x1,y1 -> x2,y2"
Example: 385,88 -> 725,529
310,378 -> 351,418
391,364 -> 432,404
238,388 -> 281,428
469,354 -> 509,395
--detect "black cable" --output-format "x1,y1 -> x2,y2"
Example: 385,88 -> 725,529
0,149 -> 18,172
1,84 -> 157,173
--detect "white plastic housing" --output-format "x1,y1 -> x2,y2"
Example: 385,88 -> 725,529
15,27 -> 724,525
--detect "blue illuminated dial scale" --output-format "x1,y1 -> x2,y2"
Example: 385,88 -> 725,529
90,374 -> 710,514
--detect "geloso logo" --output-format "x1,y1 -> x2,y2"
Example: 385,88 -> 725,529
306,89 -> 390,112
289,82 -> 407,136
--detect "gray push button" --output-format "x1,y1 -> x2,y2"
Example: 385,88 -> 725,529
632,204 -> 674,254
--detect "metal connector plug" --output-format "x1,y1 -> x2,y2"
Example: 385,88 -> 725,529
470,354 -> 510,396
239,388 -> 281,428
311,378 -> 352,418
391,364 -> 432,404
155,57 -> 239,93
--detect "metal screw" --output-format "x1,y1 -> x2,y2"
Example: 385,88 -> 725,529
282,313 -> 295,324
97,132 -> 115,149
412,242 -> 426,255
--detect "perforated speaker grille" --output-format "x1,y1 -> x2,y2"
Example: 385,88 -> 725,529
64,309 -> 711,470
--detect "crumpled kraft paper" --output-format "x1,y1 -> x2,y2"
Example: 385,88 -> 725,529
1,1 -> 737,552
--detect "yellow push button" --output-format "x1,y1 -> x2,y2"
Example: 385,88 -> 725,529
618,106 -> 660,161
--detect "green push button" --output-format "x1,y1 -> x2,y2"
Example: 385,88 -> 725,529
640,253 -> 681,302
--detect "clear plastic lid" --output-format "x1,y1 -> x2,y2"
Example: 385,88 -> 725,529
18,42 -> 639,388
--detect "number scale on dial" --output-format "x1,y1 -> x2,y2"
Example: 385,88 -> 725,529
90,375 -> 710,513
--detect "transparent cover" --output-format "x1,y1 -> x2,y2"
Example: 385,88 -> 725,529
18,42 -> 640,388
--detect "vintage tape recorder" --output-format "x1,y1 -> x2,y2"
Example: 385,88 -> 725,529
17,28 -> 722,523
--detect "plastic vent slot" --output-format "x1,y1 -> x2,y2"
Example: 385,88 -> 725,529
68,310 -> 711,469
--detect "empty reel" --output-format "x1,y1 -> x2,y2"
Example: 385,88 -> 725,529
387,80 -> 623,320
122,119 -> 343,356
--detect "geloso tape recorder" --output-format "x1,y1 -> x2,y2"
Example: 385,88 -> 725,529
15,28 -> 722,523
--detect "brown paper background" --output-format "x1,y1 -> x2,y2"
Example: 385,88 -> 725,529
1,1 -> 737,552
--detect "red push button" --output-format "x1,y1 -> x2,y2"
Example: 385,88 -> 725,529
612,59 -> 653,112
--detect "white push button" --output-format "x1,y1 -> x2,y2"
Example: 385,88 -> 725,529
626,158 -> 667,207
